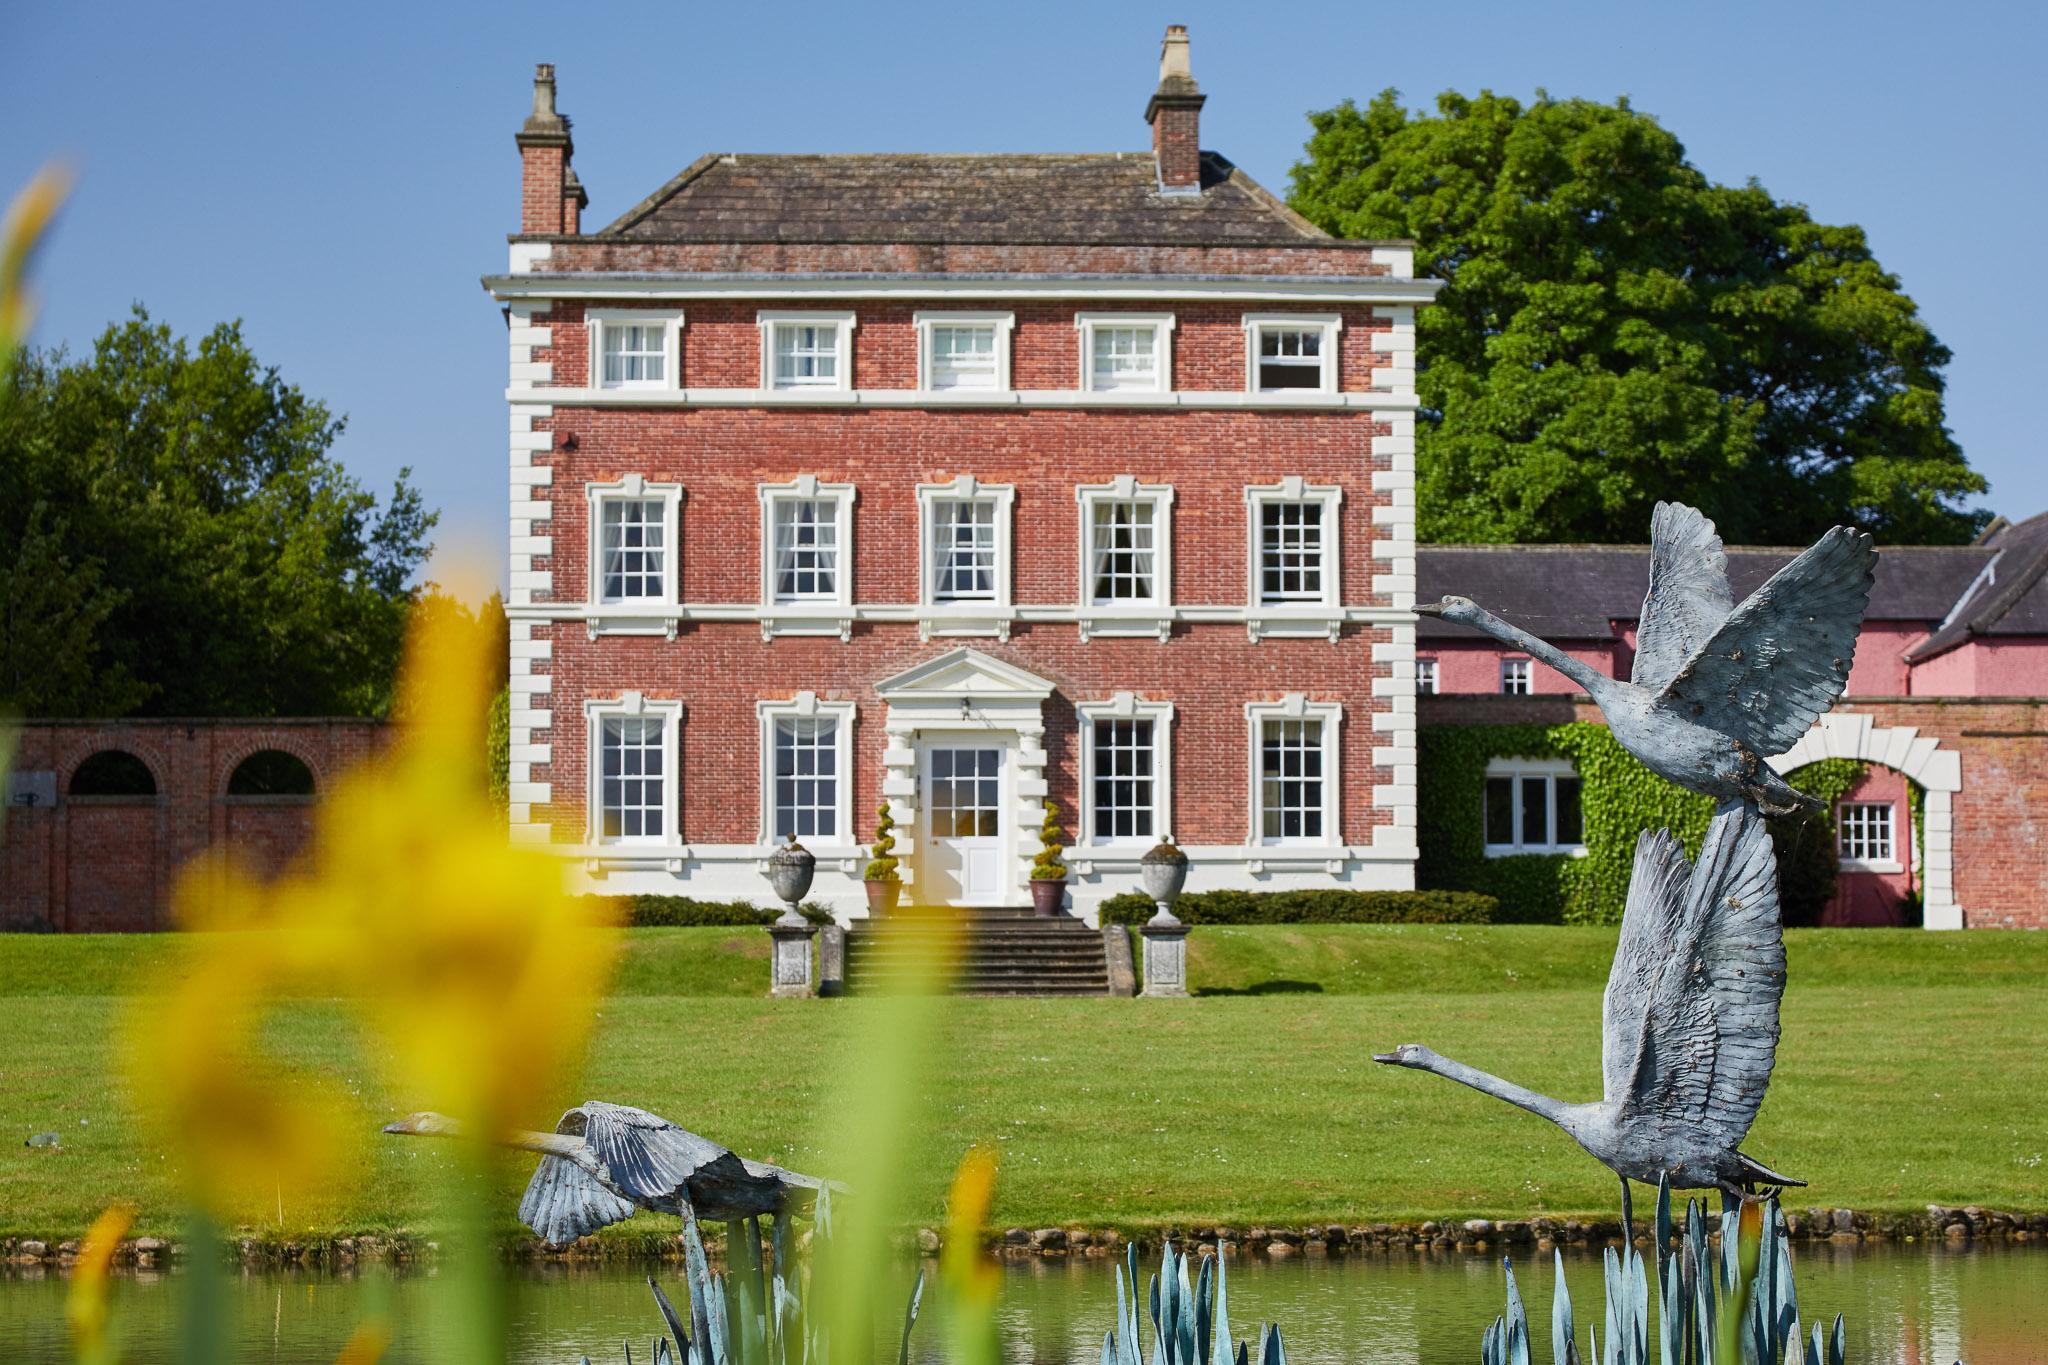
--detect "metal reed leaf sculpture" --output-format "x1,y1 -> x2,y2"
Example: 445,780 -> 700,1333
1415,502 -> 1876,816
1099,1240 -> 1279,1365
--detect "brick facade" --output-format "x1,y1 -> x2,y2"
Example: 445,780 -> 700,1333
497,38 -> 1434,919
0,720 -> 383,932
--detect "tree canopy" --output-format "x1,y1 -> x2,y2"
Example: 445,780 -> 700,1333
0,308 -> 434,717
1289,90 -> 1989,545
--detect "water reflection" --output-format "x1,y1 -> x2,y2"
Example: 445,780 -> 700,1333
0,1242 -> 2039,1364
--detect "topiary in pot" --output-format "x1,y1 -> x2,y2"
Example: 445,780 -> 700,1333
1028,801 -> 1068,917
863,802 -> 902,916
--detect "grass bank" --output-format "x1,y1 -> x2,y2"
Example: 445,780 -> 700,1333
0,927 -> 2040,1240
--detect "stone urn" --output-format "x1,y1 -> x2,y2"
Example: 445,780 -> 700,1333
765,835 -> 816,928
1138,840 -> 1190,926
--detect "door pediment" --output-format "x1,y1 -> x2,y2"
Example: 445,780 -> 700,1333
874,647 -> 1056,702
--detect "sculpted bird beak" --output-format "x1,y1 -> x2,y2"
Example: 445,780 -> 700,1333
1412,601 -> 1446,618
1371,1052 -> 1400,1065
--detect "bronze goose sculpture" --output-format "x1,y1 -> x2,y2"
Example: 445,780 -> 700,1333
1417,503 -> 1876,816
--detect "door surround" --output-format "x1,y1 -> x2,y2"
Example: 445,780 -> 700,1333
874,647 -> 1054,909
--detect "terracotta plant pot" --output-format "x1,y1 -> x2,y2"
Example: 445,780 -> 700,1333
865,879 -> 901,916
1030,878 -> 1066,917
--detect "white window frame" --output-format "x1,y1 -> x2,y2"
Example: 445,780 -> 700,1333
1501,658 -> 1533,695
1836,800 -> 1902,873
1243,477 -> 1344,640
585,476 -> 683,624
1482,758 -> 1586,857
756,692 -> 858,848
1244,695 -> 1343,849
1076,313 -> 1175,394
915,311 -> 1015,393
1416,658 -> 1439,695
915,475 -> 1016,639
586,308 -> 683,391
1076,694 -> 1175,847
758,476 -> 858,639
584,691 -> 685,848
1242,314 -> 1341,395
759,310 -> 856,392
1075,475 -> 1175,640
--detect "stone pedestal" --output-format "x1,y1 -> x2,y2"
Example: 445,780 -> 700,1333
769,919 -> 819,998
1139,918 -> 1189,997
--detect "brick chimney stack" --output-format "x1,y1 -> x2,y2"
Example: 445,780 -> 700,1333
1145,25 -> 1206,194
516,63 -> 588,235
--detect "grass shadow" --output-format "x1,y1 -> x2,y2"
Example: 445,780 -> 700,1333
1193,979 -> 1326,997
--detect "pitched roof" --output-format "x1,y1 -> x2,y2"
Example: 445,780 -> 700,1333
596,151 -> 1366,248
1904,511 -> 2048,660
1415,541 -> 2001,643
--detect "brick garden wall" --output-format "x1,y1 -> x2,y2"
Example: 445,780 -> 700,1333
0,720 -> 383,932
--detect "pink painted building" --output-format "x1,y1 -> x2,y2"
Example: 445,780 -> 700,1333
1416,512 -> 2048,928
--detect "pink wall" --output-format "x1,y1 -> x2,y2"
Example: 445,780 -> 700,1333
1421,640 -> 1625,695
1845,623 -> 1924,695
1907,637 -> 2048,697
1824,765 -> 1914,927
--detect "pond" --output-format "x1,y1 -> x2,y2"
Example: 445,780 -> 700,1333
3,1242 -> 2040,1364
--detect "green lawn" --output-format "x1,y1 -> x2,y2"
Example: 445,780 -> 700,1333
0,927 -> 2040,1241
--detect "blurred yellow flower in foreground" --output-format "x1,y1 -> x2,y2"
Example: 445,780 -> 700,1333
128,595 -> 618,1226
941,1144 -> 1002,1365
65,1202 -> 133,1364
1,165 -> 71,376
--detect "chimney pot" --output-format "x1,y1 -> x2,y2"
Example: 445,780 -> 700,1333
516,62 -> 586,236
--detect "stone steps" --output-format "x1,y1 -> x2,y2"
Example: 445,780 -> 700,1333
844,908 -> 1114,997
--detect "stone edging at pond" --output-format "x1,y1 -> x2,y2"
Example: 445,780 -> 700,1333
2,1205 -> 2040,1272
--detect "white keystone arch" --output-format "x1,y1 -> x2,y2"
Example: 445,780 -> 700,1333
1768,713 -> 1963,930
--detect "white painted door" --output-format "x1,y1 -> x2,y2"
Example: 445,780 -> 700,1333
924,745 -> 1007,905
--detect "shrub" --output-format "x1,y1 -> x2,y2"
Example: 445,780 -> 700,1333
1029,800 -> 1067,881
864,802 -> 901,883
1096,887 -> 1498,927
593,896 -> 833,928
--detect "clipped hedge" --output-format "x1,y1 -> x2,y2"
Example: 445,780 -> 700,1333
1096,888 -> 1499,927
590,896 -> 834,928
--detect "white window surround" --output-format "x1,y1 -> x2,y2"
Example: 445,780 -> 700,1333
586,309 -> 683,391
757,476 -> 858,640
1836,800 -> 1902,874
1076,313 -> 1176,393
756,692 -> 858,848
1501,658 -> 1533,695
915,311 -> 1015,392
1077,694 -> 1175,847
759,311 -> 857,392
1244,695 -> 1344,849
1075,476 -> 1176,641
915,475 -> 1017,639
583,691 -> 685,848
585,476 -> 683,631
1482,758 -> 1586,857
1243,477 -> 1344,640
1243,314 -> 1342,394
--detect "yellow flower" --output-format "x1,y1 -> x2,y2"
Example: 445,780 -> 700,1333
66,1202 -> 134,1364
1,165 -> 71,364
941,1145 -> 1003,1365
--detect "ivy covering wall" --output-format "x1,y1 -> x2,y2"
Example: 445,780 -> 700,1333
1417,723 -> 1869,925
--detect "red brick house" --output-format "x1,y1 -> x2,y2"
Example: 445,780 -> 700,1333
490,31 -> 1439,920
1415,512 -> 2048,929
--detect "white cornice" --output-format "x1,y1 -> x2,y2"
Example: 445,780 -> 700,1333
512,385 -> 1419,411
481,272 -> 1443,306
505,601 -> 1415,626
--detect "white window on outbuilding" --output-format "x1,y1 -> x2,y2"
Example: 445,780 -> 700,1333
1837,801 -> 1899,870
586,310 -> 683,390
1076,313 -> 1175,393
1416,658 -> 1439,695
759,311 -> 856,391
916,312 -> 1013,391
1501,658 -> 1533,694
1483,759 -> 1584,856
1243,314 -> 1341,393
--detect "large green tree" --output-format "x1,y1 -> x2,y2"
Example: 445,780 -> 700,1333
1290,91 -> 1988,544
0,308 -> 434,716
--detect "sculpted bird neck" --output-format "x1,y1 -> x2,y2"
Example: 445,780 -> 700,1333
1419,1052 -> 1573,1126
1462,605 -> 1616,699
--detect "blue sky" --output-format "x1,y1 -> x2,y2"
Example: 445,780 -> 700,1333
9,1 -> 2044,580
